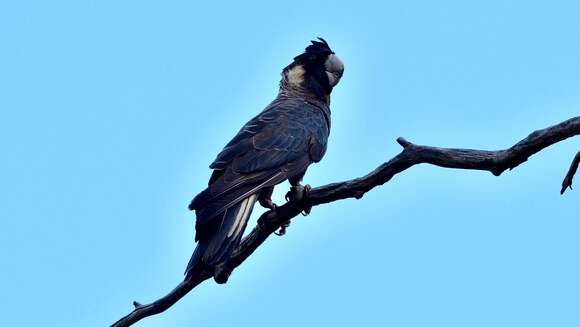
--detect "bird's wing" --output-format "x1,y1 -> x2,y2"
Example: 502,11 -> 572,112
190,99 -> 328,234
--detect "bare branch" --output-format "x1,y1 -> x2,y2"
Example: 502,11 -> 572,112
561,151 -> 580,194
111,269 -> 210,327
112,116 -> 579,327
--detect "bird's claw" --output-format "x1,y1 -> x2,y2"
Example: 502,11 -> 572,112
267,202 -> 278,212
257,199 -> 278,229
285,184 -> 312,216
303,184 -> 312,196
259,198 -> 278,211
275,184 -> 312,235
274,221 -> 290,236
301,184 -> 312,215
285,184 -> 311,201
302,184 -> 312,216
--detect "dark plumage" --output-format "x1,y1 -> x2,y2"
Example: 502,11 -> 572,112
186,38 -> 344,283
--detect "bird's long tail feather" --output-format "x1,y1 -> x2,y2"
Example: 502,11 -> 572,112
185,194 -> 257,282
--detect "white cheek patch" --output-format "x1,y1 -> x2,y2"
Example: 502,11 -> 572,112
287,64 -> 305,86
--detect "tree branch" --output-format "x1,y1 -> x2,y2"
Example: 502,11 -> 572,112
112,116 -> 579,327
561,151 -> 580,194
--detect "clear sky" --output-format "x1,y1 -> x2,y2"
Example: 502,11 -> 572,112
1,1 -> 579,326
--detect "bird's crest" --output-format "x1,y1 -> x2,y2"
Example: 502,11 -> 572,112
293,37 -> 334,63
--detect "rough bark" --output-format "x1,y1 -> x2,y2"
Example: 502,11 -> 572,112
112,116 -> 579,327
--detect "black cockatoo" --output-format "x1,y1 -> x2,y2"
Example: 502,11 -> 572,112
186,38 -> 344,283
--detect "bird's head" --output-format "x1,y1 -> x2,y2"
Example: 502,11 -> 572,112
280,38 -> 344,102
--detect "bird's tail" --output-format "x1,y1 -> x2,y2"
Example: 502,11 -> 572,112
185,194 -> 258,283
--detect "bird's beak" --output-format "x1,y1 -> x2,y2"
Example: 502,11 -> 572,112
325,54 -> 344,87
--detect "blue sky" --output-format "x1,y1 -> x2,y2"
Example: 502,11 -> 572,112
1,1 -> 579,326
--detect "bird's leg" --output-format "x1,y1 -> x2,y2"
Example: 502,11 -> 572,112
285,173 -> 313,216
257,186 -> 278,228
273,173 -> 313,236
258,186 -> 277,211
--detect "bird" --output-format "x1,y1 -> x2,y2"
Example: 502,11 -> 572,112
186,38 -> 344,283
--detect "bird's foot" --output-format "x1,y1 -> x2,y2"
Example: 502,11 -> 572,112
274,220 -> 290,236
285,184 -> 312,216
285,184 -> 311,201
258,198 -> 278,211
